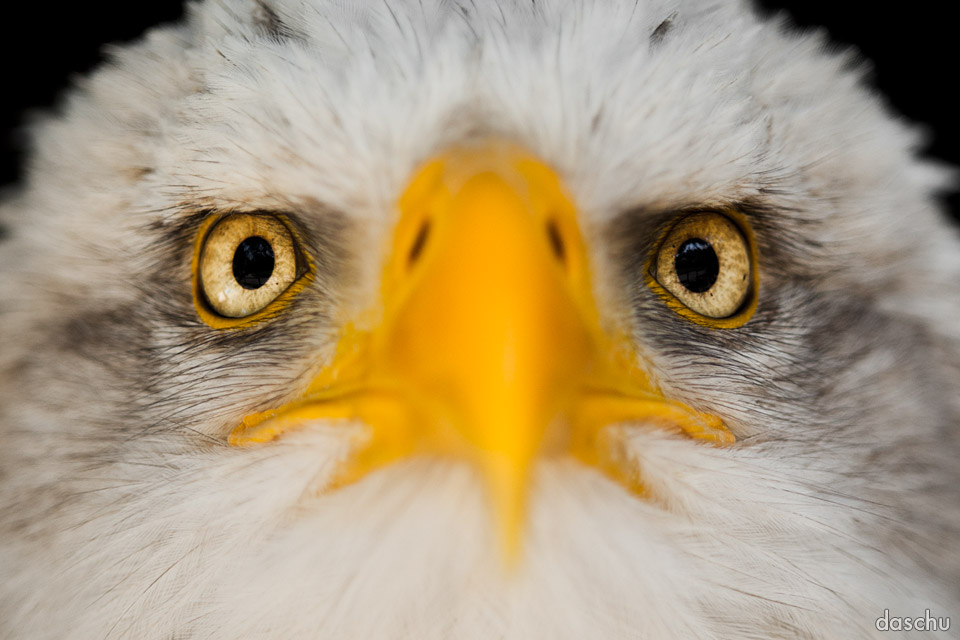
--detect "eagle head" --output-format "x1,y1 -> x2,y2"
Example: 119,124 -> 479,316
1,1 -> 959,638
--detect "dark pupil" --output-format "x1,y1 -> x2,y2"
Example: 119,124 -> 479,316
232,236 -> 275,289
674,238 -> 719,293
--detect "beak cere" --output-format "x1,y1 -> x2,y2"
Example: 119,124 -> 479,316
230,144 -> 734,560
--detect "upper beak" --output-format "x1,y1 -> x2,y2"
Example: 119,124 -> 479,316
229,143 -> 733,560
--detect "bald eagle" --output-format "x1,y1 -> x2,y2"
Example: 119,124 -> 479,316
1,1 -> 958,638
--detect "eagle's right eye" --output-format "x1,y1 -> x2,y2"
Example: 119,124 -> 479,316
196,213 -> 307,322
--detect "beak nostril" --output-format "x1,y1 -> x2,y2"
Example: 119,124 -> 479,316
546,219 -> 566,265
408,219 -> 431,267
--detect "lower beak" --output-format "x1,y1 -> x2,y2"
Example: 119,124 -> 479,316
230,144 -> 733,560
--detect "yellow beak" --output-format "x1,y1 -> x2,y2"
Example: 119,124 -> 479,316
229,144 -> 732,560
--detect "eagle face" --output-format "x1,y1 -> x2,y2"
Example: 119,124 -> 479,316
1,1 -> 959,638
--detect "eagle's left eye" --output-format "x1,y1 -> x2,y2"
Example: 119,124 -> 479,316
196,213 -> 306,321
649,211 -> 757,324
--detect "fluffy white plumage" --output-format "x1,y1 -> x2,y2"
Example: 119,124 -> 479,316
1,1 -> 959,638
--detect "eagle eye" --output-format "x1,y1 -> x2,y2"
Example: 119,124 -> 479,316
649,211 -> 757,325
195,213 -> 307,323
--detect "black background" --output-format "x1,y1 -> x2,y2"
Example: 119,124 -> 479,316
1,2 -> 957,223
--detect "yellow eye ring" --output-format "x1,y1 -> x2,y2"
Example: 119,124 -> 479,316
192,213 -> 313,329
645,210 -> 758,328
